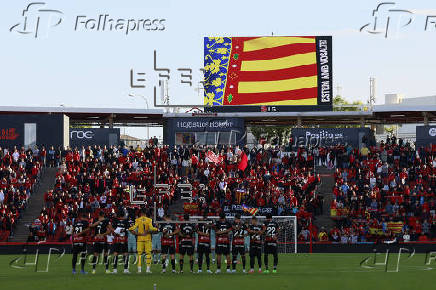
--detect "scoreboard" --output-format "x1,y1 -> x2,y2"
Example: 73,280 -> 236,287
204,36 -> 332,112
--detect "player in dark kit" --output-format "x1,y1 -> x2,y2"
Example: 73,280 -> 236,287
71,210 -> 89,274
178,214 -> 195,273
90,211 -> 113,274
214,212 -> 232,273
196,213 -> 212,273
232,214 -> 247,273
111,211 -> 130,274
126,212 -> 137,254
263,213 -> 280,273
247,216 -> 263,273
263,213 -> 279,273
160,214 -> 178,273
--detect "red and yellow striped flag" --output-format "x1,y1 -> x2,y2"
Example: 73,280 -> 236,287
204,36 -> 332,109
387,221 -> 403,234
242,204 -> 258,216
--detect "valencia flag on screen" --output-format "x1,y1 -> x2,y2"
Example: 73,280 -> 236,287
204,36 -> 332,112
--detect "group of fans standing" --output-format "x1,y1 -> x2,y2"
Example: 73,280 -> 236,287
71,208 -> 279,275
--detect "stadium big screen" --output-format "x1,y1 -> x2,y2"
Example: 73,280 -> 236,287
204,36 -> 332,112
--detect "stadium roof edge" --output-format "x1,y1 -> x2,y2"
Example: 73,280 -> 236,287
0,106 -> 163,114
1,104 -> 435,116
163,111 -> 372,118
372,104 -> 436,112
0,105 -> 435,126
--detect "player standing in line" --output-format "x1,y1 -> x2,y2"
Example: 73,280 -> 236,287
231,214 -> 247,273
178,213 -> 195,273
126,212 -> 137,267
263,213 -> 279,273
160,214 -> 179,273
128,208 -> 158,273
196,213 -> 212,273
214,212 -> 233,274
90,211 -> 113,274
247,216 -> 263,273
152,228 -> 162,264
111,210 -> 130,274
71,210 -> 89,274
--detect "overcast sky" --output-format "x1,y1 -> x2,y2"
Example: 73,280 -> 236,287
1,0 -> 436,138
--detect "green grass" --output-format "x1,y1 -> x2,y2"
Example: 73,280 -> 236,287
0,253 -> 435,290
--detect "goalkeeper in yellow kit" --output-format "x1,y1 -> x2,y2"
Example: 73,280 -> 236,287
129,208 -> 158,273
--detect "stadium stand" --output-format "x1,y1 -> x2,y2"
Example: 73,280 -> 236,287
24,144 -> 322,242
6,139 -> 435,244
330,140 -> 436,242
0,146 -> 42,241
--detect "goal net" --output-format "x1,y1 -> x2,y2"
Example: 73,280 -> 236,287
185,215 -> 298,254
129,186 -> 298,253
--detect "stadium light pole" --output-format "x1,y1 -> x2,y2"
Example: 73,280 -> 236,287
128,93 -> 150,141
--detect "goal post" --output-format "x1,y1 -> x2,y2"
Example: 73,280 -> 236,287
158,215 -> 298,254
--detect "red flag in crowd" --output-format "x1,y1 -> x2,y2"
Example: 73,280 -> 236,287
238,151 -> 248,171
206,150 -> 222,164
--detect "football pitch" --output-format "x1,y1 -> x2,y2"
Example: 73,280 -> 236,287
0,253 -> 435,290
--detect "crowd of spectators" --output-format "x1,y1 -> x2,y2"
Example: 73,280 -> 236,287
329,138 -> 436,243
0,146 -> 42,241
12,136 -> 435,244
28,144 -> 322,242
